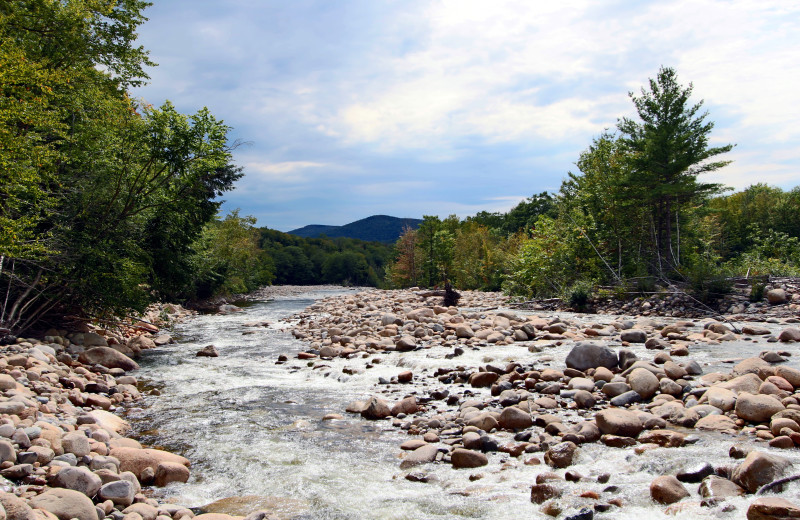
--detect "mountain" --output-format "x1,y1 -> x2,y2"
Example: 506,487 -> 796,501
289,215 -> 422,243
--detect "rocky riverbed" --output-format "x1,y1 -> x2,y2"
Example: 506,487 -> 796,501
2,285 -> 800,520
279,287 -> 800,519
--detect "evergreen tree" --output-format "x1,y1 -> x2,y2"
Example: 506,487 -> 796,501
617,66 -> 733,275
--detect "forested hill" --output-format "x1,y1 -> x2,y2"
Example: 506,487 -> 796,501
289,215 -> 423,243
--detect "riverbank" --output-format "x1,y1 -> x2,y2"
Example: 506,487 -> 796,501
280,287 -> 800,519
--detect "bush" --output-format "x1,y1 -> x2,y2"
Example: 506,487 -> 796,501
749,282 -> 766,303
565,281 -> 594,312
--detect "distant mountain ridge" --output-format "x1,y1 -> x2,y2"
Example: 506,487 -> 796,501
289,215 -> 422,243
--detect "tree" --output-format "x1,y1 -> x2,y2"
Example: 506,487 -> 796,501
617,66 -> 733,275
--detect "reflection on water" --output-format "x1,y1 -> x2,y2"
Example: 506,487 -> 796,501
130,290 -> 800,519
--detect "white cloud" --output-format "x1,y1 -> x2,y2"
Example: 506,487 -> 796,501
244,161 -> 333,183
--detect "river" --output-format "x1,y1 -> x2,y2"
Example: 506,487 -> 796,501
129,288 -> 800,520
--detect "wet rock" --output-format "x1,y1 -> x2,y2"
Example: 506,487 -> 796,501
391,397 -> 418,416
620,329 -> 647,343
676,462 -> 714,483
743,325 -> 772,336
400,444 -> 439,469
544,441 -> 577,468
638,429 -> 686,448
595,409 -> 643,437
698,475 -> 745,499
565,342 -> 618,372
530,483 -> 561,504
564,508 -> 594,520
196,345 -> 219,357
468,372 -> 499,388
155,461 -> 191,486
650,475 -> 690,505
360,397 -> 391,420
450,448 -> 488,468
747,497 -> 800,520
573,390 -> 596,409
618,349 -> 639,371
732,450 -> 792,493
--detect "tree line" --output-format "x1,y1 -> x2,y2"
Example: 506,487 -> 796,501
387,68 -> 800,303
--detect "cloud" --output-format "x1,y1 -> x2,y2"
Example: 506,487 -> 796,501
133,0 -> 800,230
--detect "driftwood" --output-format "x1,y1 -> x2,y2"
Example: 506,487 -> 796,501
756,473 -> 800,495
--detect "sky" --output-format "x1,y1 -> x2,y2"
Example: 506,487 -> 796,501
132,0 -> 800,232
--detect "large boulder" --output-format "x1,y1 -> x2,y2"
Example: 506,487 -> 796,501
620,329 -> 647,343
98,480 -> 136,507
77,347 -> 139,371
544,441 -> 577,469
400,444 -> 439,469
732,451 -> 791,493
28,489 -> 96,520
360,397 -> 391,420
735,393 -> 785,423
88,409 -> 130,436
109,447 -> 190,481
565,342 -> 618,372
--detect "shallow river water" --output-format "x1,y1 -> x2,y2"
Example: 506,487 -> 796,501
130,288 -> 800,520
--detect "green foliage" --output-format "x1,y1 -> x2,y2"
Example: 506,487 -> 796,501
723,227 -> 800,277
0,0 -> 242,333
192,210 -> 274,297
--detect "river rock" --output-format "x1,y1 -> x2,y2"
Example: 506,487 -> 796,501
743,325 -> 772,336
77,347 -> 139,371
51,465 -> 102,497
469,371 -> 499,388
719,373 -> 764,395
29,488 -> 96,520
620,329 -> 647,343
732,451 -> 792,493
626,368 -> 659,399
395,335 -> 417,351
450,448 -> 488,468
776,366 -> 800,387
573,390 -> 596,409
778,328 -> 800,342
698,475 -> 745,499
565,342 -> 618,371
499,407 -> 532,429
155,461 -> 191,486
360,397 -> 391,420
0,492 -> 36,520
391,397 -> 418,416
735,392 -> 785,423
530,483 -> 562,504
703,387 -> 737,411
400,444 -> 439,469
88,409 -> 131,435
695,414 -> 738,433
61,432 -> 90,457
650,475 -> 689,505
196,345 -> 219,357
638,429 -> 686,448
98,480 -> 136,507
766,289 -> 788,304
544,441 -> 577,468
110,447 -> 190,481
595,409 -> 643,437
747,497 -> 800,520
